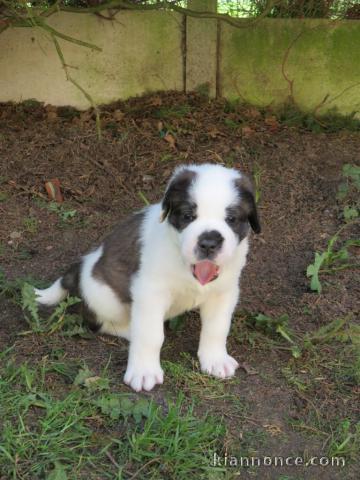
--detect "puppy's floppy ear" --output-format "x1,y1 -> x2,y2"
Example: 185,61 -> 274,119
235,175 -> 261,234
160,168 -> 197,222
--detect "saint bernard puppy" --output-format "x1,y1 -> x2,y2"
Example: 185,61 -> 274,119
35,163 -> 261,392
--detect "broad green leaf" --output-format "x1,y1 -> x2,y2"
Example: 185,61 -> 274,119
47,462 -> 68,480
21,282 -> 41,327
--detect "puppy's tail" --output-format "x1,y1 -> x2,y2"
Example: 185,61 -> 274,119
35,263 -> 80,307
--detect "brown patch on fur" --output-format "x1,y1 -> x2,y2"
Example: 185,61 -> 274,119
92,210 -> 145,303
161,168 -> 197,230
82,303 -> 101,332
233,175 -> 261,234
61,262 -> 81,297
61,262 -> 101,331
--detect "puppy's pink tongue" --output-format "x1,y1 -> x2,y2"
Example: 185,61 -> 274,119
193,261 -> 218,285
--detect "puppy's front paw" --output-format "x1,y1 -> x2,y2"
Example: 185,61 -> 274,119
124,362 -> 164,392
199,352 -> 239,379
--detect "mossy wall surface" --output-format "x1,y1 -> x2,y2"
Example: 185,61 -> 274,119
0,11 -> 183,109
0,12 -> 358,116
220,19 -> 360,116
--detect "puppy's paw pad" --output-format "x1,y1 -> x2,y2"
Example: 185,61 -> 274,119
124,366 -> 164,392
199,353 -> 239,379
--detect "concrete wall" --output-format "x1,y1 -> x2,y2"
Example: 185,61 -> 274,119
220,19 -> 360,116
0,11 -> 183,109
0,11 -> 359,116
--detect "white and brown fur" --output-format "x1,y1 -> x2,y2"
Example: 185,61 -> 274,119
35,164 -> 261,392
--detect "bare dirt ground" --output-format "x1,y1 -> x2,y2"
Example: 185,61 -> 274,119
0,92 -> 359,479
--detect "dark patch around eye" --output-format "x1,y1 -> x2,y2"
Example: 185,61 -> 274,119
226,205 -> 250,241
231,177 -> 261,236
169,202 -> 197,231
162,169 -> 198,231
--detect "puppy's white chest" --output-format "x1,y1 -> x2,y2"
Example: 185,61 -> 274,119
165,284 -> 208,320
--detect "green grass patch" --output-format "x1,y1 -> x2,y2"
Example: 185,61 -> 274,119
283,316 -> 359,459
154,104 -> 192,119
306,227 -> 359,294
23,216 -> 39,234
163,353 -> 238,400
34,199 -> 88,229
0,350 -> 226,479
275,104 -> 360,133
337,163 -> 360,221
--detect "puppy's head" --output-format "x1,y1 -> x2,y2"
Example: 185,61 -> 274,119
161,164 -> 261,285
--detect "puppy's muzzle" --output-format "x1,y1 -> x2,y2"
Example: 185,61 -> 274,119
197,230 -> 224,259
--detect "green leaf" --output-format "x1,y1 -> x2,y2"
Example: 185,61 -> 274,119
343,163 -> 360,190
95,394 -> 122,420
47,462 -> 68,480
132,398 -> 151,423
73,367 -> 93,386
21,282 -> 41,327
61,209 -> 77,221
169,314 -> 186,331
48,296 -> 81,324
336,182 -> 349,200
94,395 -> 150,423
276,324 -> 294,344
306,251 -> 327,293
120,397 -> 134,416
291,345 -> 302,358
343,163 -> 360,180
343,206 -> 358,221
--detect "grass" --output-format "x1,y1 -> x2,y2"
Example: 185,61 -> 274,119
0,190 -> 8,202
337,163 -> 360,221
33,198 -> 86,228
154,104 -> 192,119
232,305 -> 359,464
306,230 -> 360,294
306,163 -> 360,293
23,216 -> 38,234
0,349 -> 226,479
163,352 -> 238,400
275,103 -> 360,133
1,280 -> 230,479
283,316 -> 359,459
235,310 -> 301,358
253,162 -> 262,204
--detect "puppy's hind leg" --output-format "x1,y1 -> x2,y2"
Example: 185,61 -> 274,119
80,247 -> 131,340
98,317 -> 131,341
82,302 -> 131,340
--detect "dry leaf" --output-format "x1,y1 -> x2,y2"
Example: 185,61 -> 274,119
164,132 -> 177,149
80,111 -> 92,123
45,104 -> 57,113
239,362 -> 258,375
264,424 -> 283,436
47,111 -> 58,122
208,128 -> 225,139
246,107 -> 262,118
150,96 -> 162,107
113,110 -> 125,122
265,116 -> 280,131
84,376 -> 101,387
10,231 -> 21,240
241,126 -> 254,137
45,178 -> 63,203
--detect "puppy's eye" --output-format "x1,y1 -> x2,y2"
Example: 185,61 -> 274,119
182,212 -> 195,222
226,215 -> 237,225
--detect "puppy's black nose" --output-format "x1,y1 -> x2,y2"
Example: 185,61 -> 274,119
197,230 -> 224,257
